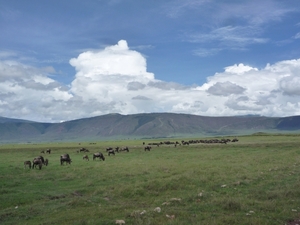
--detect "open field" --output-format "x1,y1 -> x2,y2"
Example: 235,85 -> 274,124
1,134 -> 300,225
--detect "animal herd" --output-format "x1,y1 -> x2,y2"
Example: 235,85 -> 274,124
24,138 -> 239,170
23,146 -> 130,170
146,138 -> 239,147
24,155 -> 48,170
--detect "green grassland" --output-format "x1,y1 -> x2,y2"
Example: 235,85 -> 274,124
1,134 -> 300,225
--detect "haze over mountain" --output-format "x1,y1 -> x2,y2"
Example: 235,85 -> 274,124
1,113 -> 300,143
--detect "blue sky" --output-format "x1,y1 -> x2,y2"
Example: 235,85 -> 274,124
1,0 -> 300,122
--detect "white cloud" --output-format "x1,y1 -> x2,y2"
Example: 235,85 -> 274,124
69,40 -> 155,108
280,74 -> 300,96
1,40 -> 300,122
223,63 -> 258,74
70,40 -> 154,79
0,60 -> 72,121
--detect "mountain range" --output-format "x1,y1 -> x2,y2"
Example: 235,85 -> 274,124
1,113 -> 300,143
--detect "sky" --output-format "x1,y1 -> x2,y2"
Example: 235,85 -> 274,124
1,0 -> 300,123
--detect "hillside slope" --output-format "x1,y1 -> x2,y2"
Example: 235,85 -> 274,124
0,113 -> 299,143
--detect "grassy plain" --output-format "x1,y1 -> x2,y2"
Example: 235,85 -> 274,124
0,134 -> 300,225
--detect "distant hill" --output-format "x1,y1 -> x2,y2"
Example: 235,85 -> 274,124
0,113 -> 300,143
0,116 -> 35,123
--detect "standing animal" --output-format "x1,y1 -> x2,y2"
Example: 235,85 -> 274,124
46,149 -> 51,154
24,161 -> 32,169
60,154 -> 72,165
93,152 -> 105,161
120,147 -> 129,152
34,156 -> 45,164
232,138 -> 239,142
83,155 -> 89,161
40,150 -> 45,154
32,158 -> 43,170
44,158 -> 49,166
106,147 -> 113,152
80,148 -> 89,152
144,146 -> 151,151
108,150 -> 115,156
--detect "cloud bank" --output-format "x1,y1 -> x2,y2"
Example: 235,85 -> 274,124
1,40 -> 300,122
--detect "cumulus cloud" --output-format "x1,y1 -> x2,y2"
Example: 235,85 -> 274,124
280,76 -> 300,96
1,40 -> 300,122
0,60 -> 72,122
69,40 -> 154,100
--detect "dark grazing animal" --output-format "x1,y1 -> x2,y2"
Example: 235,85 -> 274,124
32,159 -> 43,170
93,152 -> 105,161
24,160 -> 32,169
80,148 -> 89,152
144,146 -> 151,151
46,149 -> 51,154
106,147 -> 113,152
34,156 -> 45,164
44,158 -> 49,166
60,154 -> 72,165
108,150 -> 115,156
120,147 -> 129,152
83,155 -> 89,161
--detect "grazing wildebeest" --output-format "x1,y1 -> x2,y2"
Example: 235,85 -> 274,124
24,161 -> 32,169
120,147 -> 129,152
34,156 -> 45,164
60,154 -> 72,165
44,158 -> 49,166
106,147 -> 113,152
232,138 -> 239,142
32,158 -> 43,170
40,150 -> 45,154
108,150 -> 115,156
83,155 -> 89,161
93,152 -> 105,161
79,148 -> 89,152
46,149 -> 51,154
144,146 -> 151,151
182,141 -> 189,145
